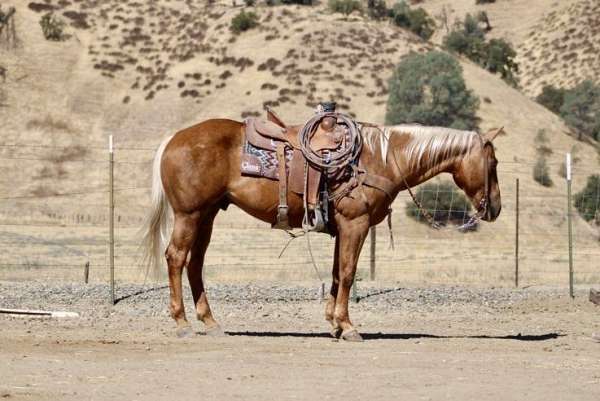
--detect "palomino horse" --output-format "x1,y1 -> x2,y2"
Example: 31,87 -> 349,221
141,120 -> 502,341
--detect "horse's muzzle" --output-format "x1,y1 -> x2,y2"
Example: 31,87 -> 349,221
483,202 -> 501,222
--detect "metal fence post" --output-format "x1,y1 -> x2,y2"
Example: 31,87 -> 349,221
515,178 -> 519,288
566,153 -> 574,299
109,135 -> 115,305
84,261 -> 89,284
370,226 -> 376,281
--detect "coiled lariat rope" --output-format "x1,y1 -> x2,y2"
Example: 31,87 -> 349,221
298,112 -> 363,232
297,112 -> 363,170
278,112 -> 362,293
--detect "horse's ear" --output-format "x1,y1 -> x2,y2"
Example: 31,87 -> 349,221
484,127 -> 504,142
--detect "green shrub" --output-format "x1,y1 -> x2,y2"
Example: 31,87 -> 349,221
443,13 -> 518,86
533,157 -> 552,187
443,14 -> 486,62
477,11 -> 492,31
538,81 -> 600,141
405,182 -> 473,227
385,51 -> 480,130
482,38 -> 519,86
390,1 -> 435,40
559,80 -> 600,141
230,10 -> 259,34
328,0 -> 362,16
475,0 -> 496,3
574,175 -> 600,221
40,12 -> 66,41
367,0 -> 389,20
443,29 -> 486,63
463,12 -> 486,38
244,0 -> 255,6
534,129 -> 553,157
536,85 -> 566,114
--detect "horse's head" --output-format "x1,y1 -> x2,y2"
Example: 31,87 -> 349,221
452,127 -> 503,222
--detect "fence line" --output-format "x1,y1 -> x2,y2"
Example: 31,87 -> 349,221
0,143 -> 599,294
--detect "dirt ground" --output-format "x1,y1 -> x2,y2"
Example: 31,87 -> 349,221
1,283 -> 599,401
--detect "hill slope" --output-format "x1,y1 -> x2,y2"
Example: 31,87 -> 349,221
516,0 -> 600,95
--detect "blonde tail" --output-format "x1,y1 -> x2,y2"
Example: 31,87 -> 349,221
139,136 -> 173,280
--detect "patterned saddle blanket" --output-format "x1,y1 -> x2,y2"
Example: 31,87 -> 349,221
241,140 -> 293,181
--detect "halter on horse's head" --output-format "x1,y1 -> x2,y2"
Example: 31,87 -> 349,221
452,127 -> 503,222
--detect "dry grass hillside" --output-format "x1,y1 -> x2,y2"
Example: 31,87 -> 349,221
419,0 -> 599,96
516,0 -> 600,96
419,0 -> 574,47
0,0 -> 598,286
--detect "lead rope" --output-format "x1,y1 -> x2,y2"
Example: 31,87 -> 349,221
276,229 -> 325,300
305,232 -> 324,282
386,209 -> 395,250
399,164 -> 488,232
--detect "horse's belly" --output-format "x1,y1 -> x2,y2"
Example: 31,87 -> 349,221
227,176 -> 305,228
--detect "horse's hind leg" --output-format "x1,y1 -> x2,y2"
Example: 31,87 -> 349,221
166,212 -> 201,337
325,236 -> 341,337
186,208 -> 224,336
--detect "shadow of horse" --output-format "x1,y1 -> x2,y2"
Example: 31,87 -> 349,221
226,331 -> 563,341
114,285 -> 169,304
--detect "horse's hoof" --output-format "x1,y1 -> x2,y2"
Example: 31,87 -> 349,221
205,324 -> 227,337
175,326 -> 195,338
341,329 -> 363,342
330,327 -> 342,339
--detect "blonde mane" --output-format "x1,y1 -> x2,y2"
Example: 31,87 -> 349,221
361,124 -> 477,171
361,125 -> 391,163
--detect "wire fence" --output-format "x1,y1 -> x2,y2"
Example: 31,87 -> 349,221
0,141 -> 599,289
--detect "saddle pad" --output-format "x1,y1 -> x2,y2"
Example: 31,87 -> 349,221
241,140 -> 292,180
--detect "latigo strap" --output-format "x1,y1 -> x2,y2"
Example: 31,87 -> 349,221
273,142 -> 291,230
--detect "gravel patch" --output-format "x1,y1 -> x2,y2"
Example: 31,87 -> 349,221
0,281 -> 580,320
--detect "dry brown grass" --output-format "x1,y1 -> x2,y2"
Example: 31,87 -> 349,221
517,0 -> 600,95
26,115 -> 76,133
47,144 -> 87,163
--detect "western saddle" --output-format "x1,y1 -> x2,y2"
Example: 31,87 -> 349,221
242,102 -> 393,233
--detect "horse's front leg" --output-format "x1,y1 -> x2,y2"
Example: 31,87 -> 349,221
334,214 -> 369,342
325,236 -> 340,337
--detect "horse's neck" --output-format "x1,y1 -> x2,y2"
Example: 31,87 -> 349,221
359,128 -> 468,196
402,157 -> 458,188
389,131 -> 467,190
